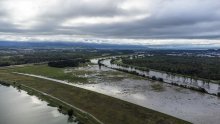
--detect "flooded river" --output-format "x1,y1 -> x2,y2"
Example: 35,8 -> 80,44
80,59 -> 220,124
0,85 -> 76,124
98,59 -> 220,95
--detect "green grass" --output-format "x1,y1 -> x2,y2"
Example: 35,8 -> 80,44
72,69 -> 94,76
151,83 -> 165,92
10,65 -> 88,83
11,83 -> 100,124
0,67 -> 190,124
97,70 -> 146,81
11,64 -> 145,83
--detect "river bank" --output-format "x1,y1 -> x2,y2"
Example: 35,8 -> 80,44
0,80 -> 102,124
0,83 -> 77,124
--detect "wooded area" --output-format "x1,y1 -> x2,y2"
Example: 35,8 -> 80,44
48,59 -> 88,68
122,55 -> 220,80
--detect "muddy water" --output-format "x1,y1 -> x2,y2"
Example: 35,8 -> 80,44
76,60 -> 220,124
98,59 -> 220,95
0,85 -> 76,124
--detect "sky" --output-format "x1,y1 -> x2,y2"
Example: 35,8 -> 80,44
0,0 -> 220,46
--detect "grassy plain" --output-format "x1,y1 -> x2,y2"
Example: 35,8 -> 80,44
12,64 -> 88,83
11,64 -> 145,83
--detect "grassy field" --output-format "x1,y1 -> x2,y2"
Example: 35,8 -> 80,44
11,64 -> 145,83
0,65 -> 190,124
151,83 -> 165,92
10,64 -> 88,83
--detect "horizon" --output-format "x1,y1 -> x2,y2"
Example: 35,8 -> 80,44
0,40 -> 220,50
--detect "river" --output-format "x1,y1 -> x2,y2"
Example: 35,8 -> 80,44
0,85 -> 77,124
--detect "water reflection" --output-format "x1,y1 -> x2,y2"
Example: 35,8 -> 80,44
85,59 -> 220,123
99,59 -> 220,95
0,85 -> 77,124
68,117 -> 74,123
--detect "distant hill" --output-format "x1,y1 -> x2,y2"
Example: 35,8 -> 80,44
0,41 -> 219,50
0,41 -> 148,50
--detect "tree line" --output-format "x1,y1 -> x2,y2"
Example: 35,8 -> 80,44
122,55 -> 220,80
48,58 -> 89,68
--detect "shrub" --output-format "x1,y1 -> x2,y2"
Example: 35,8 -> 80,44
68,109 -> 74,117
158,78 -> 164,82
48,58 -> 87,68
151,76 -> 157,80
217,92 -> 220,97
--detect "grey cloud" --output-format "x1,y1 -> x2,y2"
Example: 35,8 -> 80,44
65,0 -> 220,39
0,0 -> 220,43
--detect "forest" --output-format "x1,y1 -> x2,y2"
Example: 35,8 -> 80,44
48,59 -> 89,68
0,48 -> 133,66
122,55 -> 220,80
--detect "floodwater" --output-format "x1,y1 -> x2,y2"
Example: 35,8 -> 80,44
0,85 -> 77,124
75,59 -> 220,124
99,59 -> 220,95
12,59 -> 220,124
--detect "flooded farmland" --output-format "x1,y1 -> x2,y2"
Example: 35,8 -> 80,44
99,59 -> 220,95
70,60 -> 220,124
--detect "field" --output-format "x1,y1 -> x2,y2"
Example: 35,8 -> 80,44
11,64 -> 88,83
12,64 -> 144,83
0,65 -> 190,124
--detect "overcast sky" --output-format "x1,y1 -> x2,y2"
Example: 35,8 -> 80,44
0,0 -> 220,45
